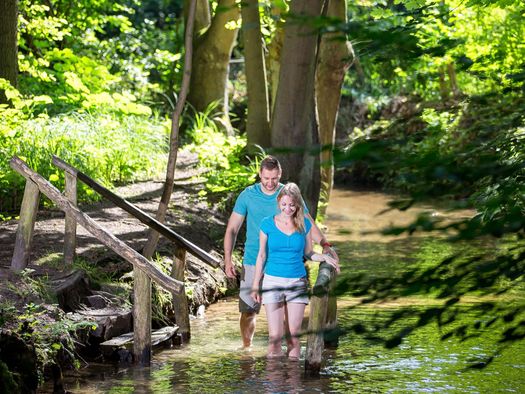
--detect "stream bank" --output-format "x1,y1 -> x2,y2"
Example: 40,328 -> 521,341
0,151 -> 237,392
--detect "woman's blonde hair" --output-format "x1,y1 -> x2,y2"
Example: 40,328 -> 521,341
277,182 -> 306,233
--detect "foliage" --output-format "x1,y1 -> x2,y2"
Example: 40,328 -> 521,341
1,269 -> 95,383
0,301 -> 18,329
15,303 -> 94,380
15,0 -> 185,116
337,93 -> 525,205
185,104 -> 262,210
0,109 -> 169,214
333,90 -> 524,365
341,0 -> 524,101
7,269 -> 54,304
72,258 -> 117,287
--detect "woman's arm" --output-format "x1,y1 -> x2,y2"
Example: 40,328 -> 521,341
251,230 -> 268,303
305,213 -> 339,263
304,228 -> 340,273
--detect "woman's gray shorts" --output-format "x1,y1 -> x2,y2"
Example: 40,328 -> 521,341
261,274 -> 309,305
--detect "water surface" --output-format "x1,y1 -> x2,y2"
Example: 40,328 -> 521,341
44,188 -> 525,393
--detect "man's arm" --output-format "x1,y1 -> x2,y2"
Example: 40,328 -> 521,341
223,212 -> 245,278
305,212 -> 339,263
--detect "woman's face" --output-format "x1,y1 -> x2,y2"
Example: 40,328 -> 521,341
279,195 -> 297,217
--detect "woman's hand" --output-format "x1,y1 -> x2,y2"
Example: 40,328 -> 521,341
323,253 -> 340,273
311,253 -> 340,274
251,287 -> 261,303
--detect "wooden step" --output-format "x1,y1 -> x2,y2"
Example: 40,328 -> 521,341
100,326 -> 179,355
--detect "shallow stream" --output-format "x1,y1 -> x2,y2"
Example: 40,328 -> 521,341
43,188 -> 525,393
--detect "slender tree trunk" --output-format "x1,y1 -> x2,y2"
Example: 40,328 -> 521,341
438,64 -> 449,102
185,0 -> 211,32
270,0 -> 325,218
143,0 -> 197,260
316,0 -> 353,207
187,0 -> 240,131
0,0 -> 18,103
136,0 -> 197,366
266,3 -> 286,117
447,62 -> 460,99
241,0 -> 270,148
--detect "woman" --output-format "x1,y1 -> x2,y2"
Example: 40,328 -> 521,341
250,183 -> 338,359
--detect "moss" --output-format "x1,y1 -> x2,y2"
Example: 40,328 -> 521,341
0,360 -> 19,394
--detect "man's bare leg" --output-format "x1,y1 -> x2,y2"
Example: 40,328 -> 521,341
240,312 -> 257,348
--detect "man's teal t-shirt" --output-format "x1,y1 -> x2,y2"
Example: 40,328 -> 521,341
233,183 -> 283,265
260,216 -> 312,278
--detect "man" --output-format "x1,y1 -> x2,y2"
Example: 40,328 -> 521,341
223,155 -> 339,349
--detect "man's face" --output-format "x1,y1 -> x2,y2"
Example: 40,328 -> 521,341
259,168 -> 281,194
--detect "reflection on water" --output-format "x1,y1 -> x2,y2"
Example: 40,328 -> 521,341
43,188 -> 524,393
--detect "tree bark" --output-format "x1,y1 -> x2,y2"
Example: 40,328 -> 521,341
136,0 -> 197,366
266,4 -> 286,114
241,0 -> 270,148
270,0 -> 325,218
316,0 -> 353,207
63,170 -> 78,265
171,247 -> 190,341
0,0 -> 18,103
439,64 -> 449,102
447,62 -> 460,99
11,179 -> 39,271
185,0 -> 211,33
187,0 -> 240,131
142,0 -> 197,261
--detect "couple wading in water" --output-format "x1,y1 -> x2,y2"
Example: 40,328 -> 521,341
223,156 -> 340,359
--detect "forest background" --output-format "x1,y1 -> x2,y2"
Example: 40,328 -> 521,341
0,0 -> 524,381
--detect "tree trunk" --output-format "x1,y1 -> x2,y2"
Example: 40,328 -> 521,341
447,62 -> 460,99
185,0 -> 211,33
187,0 -> 240,132
266,2 -> 286,119
138,0 -> 197,366
142,0 -> 197,261
438,64 -> 449,102
241,0 -> 270,148
315,0 -> 353,208
270,0 -> 325,218
0,0 -> 18,103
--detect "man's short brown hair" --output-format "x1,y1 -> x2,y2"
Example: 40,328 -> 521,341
260,155 -> 281,172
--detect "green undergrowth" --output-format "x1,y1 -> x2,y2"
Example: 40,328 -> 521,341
0,110 -> 170,216
184,104 -> 262,212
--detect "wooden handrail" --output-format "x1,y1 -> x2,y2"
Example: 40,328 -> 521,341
51,155 -> 220,268
305,262 -> 337,376
10,156 -> 184,293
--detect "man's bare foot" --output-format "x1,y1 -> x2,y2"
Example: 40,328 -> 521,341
267,351 -> 284,359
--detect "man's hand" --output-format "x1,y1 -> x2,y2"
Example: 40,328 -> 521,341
223,212 -> 244,279
224,261 -> 238,278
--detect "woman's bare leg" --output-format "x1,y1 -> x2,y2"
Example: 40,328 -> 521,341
285,303 -> 306,359
264,302 -> 285,357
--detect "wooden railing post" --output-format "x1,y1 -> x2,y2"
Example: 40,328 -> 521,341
133,268 -> 152,366
11,179 -> 40,271
324,275 -> 339,348
64,169 -> 78,264
172,247 -> 190,342
305,262 -> 336,376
